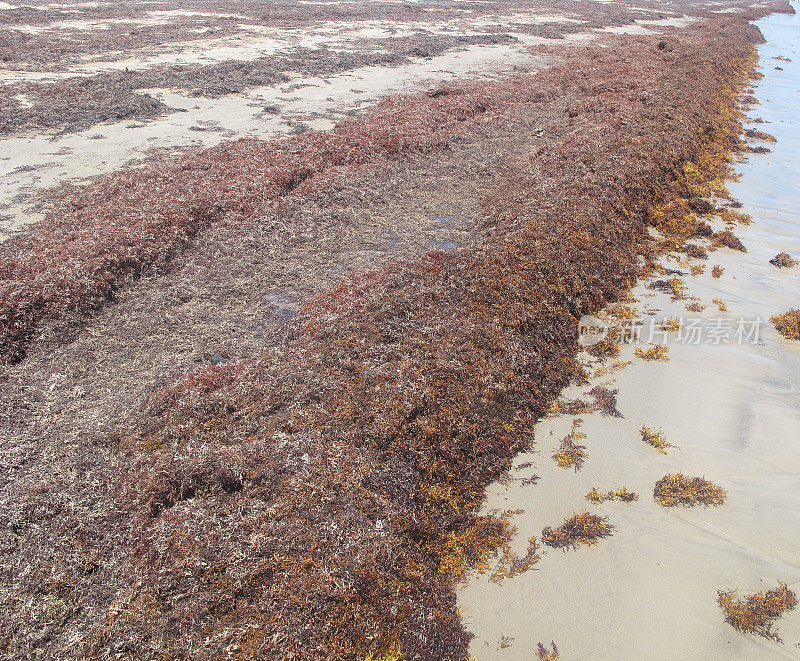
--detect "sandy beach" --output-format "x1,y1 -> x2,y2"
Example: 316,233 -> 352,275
459,5 -> 800,658
1,1 -> 799,659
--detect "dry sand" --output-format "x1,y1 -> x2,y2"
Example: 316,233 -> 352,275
458,6 -> 800,659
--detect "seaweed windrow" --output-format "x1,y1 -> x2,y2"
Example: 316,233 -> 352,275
0,11 -> 783,660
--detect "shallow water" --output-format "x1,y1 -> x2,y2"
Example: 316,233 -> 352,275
459,6 -> 800,660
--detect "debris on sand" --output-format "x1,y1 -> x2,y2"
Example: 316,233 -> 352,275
553,420 -> 588,471
489,537 -> 540,584
635,344 -> 670,361
711,264 -> 725,278
712,229 -> 747,252
0,10 -> 785,658
769,252 -> 799,268
587,386 -> 623,418
542,512 -> 614,550
717,581 -> 797,642
640,426 -> 673,454
586,486 -> 638,504
770,309 -> 800,340
653,473 -> 727,507
536,641 -> 560,660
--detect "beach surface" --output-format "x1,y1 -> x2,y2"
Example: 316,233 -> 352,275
459,5 -> 800,658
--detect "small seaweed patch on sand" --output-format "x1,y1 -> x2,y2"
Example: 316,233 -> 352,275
536,642 -> 560,660
640,427 -> 673,454
649,277 -> 688,300
718,208 -> 753,226
587,386 -> 623,418
489,537 -> 540,584
717,581 -> 797,642
685,301 -> 708,312
713,298 -> 729,312
542,512 -> 614,550
552,420 -> 587,471
660,318 -> 682,332
593,359 -> 631,378
713,229 -> 747,252
653,473 -> 727,507
770,309 -> 800,340
690,263 -> 707,276
712,264 -> 725,278
636,344 -> 670,361
769,252 -> 799,268
586,487 -> 638,504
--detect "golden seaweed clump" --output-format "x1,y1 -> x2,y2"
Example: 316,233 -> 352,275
717,581 -> 797,642
770,309 -> 800,340
653,473 -> 727,507
541,511 -> 614,550
690,264 -> 706,276
586,486 -> 638,504
711,264 -> 724,278
635,344 -> 670,361
640,427 -> 673,454
712,298 -> 729,312
536,642 -> 559,660
552,420 -> 587,471
769,252 -> 799,269
660,318 -> 682,332
685,301 -> 707,313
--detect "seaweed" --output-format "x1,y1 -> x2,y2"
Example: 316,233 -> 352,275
587,386 -> 623,418
640,427 -> 673,454
769,252 -> 798,268
711,264 -> 725,278
770,309 -> 800,340
552,420 -> 588,471
744,128 -> 777,143
542,512 -> 614,550
0,14 -> 776,659
635,345 -> 670,361
536,641 -> 560,660
717,581 -> 797,642
489,537 -> 540,584
586,487 -> 638,504
653,473 -> 727,507
713,230 -> 747,252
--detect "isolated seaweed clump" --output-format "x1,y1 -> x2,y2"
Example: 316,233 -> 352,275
640,427 -> 673,454
586,486 -> 638,504
653,473 -> 727,507
536,642 -> 560,660
542,512 -> 614,550
717,581 -> 797,642
635,344 -> 670,361
770,309 -> 800,340
769,252 -> 798,268
552,420 -> 588,471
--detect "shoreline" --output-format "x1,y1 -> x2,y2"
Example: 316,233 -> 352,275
459,5 -> 800,658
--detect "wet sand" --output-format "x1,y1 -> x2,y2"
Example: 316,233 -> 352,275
458,5 -> 800,659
